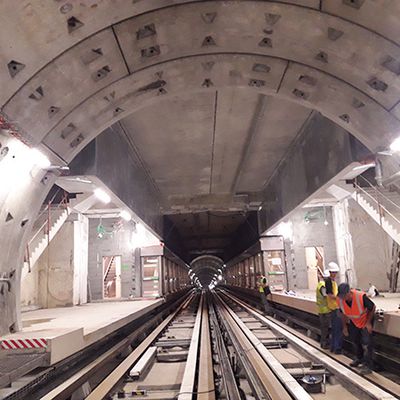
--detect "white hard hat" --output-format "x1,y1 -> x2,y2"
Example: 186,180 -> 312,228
328,262 -> 340,272
322,270 -> 330,278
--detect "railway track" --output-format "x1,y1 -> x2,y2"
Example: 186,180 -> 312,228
4,290 -> 400,400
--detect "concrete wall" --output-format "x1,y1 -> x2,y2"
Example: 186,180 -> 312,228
38,222 -> 75,308
88,218 -> 137,300
347,199 -> 392,292
70,125 -> 163,238
286,207 -> 337,290
20,262 -> 39,308
260,112 -> 370,233
36,214 -> 89,308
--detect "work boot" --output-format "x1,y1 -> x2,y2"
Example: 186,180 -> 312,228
359,365 -> 372,375
349,359 -> 362,367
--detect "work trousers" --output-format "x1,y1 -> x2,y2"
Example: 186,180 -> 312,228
349,321 -> 374,368
259,291 -> 270,313
330,309 -> 343,352
319,312 -> 331,348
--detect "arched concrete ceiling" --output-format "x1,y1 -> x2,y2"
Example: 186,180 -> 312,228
1,0 -> 400,160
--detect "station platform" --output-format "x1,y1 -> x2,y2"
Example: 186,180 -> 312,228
0,299 -> 163,365
270,290 -> 400,338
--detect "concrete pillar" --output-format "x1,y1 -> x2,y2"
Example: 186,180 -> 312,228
332,200 -> 356,287
73,214 -> 89,305
0,132 -> 54,334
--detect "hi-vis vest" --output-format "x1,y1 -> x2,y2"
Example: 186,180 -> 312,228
338,289 -> 368,329
327,279 -> 338,311
316,281 -> 330,314
258,276 -> 266,293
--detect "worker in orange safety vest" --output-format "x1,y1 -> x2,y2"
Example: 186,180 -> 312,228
337,283 -> 376,375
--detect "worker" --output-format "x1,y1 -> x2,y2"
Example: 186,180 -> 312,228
325,262 -> 343,354
337,283 -> 376,375
256,272 -> 271,314
316,269 -> 331,349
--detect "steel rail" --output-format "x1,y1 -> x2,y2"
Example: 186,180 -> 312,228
82,294 -> 194,400
177,295 -> 204,400
40,294 -> 193,400
214,295 -> 292,400
208,296 -> 242,400
197,296 -> 216,400
223,290 -> 399,400
215,292 -> 313,400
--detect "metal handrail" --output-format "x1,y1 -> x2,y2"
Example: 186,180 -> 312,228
354,178 -> 400,228
103,256 -> 115,281
28,191 -> 69,246
357,175 -> 400,215
25,190 -> 69,273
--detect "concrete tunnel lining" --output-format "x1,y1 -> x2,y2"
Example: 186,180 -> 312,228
1,0 -> 400,334
190,255 -> 224,285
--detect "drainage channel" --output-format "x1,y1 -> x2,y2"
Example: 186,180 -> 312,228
216,290 -> 398,400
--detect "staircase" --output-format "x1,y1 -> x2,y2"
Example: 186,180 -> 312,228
351,184 -> 400,245
25,206 -> 70,270
103,256 -> 116,297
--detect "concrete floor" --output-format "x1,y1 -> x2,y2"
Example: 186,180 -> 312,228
0,299 -> 162,364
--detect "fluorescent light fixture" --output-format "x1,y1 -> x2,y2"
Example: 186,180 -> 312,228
94,188 -> 111,204
218,275 -> 223,281
120,210 -> 132,221
390,137 -> 400,152
31,149 -> 51,169
352,163 -> 375,171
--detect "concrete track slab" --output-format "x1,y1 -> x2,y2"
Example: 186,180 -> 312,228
251,330 -> 277,339
269,348 -> 312,369
163,328 -> 193,340
0,299 -> 162,365
312,384 -> 359,400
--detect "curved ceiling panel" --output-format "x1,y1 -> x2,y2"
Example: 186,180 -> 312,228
37,54 -> 400,163
0,1 -> 399,161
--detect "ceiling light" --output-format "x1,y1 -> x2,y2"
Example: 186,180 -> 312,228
94,188 -> 111,204
390,137 -> 400,153
31,149 -> 51,169
352,163 -> 375,171
120,210 -> 132,221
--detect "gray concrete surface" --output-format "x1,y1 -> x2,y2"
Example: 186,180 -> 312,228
1,1 -> 400,334
88,217 -> 137,300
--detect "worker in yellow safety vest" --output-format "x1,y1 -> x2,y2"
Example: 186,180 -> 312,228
337,283 -> 376,375
316,269 -> 331,349
256,272 -> 271,314
325,262 -> 343,354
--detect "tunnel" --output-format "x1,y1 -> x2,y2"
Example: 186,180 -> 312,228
0,1 -> 400,399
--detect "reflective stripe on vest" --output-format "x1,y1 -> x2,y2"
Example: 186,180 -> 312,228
339,290 -> 368,328
316,281 -> 330,314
